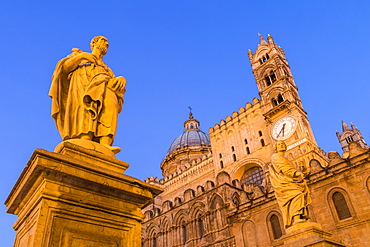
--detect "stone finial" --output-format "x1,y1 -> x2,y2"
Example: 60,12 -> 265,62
248,49 -> 253,61
258,32 -> 267,45
267,34 -> 274,44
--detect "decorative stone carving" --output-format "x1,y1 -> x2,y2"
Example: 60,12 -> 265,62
269,140 -> 312,228
49,36 -> 126,154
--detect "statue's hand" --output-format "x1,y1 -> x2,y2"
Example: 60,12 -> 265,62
108,76 -> 126,93
295,171 -> 304,179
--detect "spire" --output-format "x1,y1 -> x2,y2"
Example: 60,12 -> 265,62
342,120 -> 351,131
258,32 -> 267,45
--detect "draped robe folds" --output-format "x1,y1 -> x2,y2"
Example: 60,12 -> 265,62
269,153 -> 312,227
49,56 -> 125,141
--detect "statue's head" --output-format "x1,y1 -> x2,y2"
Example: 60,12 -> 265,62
274,140 -> 287,153
90,36 -> 109,56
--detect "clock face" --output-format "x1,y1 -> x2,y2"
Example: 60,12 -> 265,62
272,116 -> 297,140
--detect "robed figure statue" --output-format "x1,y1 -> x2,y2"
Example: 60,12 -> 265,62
269,140 -> 312,228
49,36 -> 126,153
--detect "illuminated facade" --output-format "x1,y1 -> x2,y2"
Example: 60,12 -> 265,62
142,35 -> 370,247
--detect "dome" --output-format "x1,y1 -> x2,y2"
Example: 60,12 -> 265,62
167,129 -> 210,154
167,112 -> 211,154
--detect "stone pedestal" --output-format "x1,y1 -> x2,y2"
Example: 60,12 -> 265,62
272,223 -> 347,247
5,140 -> 163,247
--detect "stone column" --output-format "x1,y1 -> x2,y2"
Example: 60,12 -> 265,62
5,140 -> 162,247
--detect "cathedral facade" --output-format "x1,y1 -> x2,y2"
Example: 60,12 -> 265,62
141,35 -> 370,247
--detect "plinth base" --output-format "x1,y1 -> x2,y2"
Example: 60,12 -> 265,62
5,141 -> 162,247
273,224 -> 347,247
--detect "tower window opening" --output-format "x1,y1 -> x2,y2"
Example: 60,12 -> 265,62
258,131 -> 263,136
219,153 -> 222,158
272,98 -> 278,106
240,166 -> 264,186
265,71 -> 276,87
345,136 -> 354,144
261,139 -> 265,147
265,75 -> 272,86
220,160 -> 224,168
233,154 -> 237,161
266,53 -> 270,60
231,146 -> 235,152
277,94 -> 284,103
246,147 -> 250,154
270,71 -> 276,82
333,192 -> 352,220
244,139 -> 248,144
259,59 -> 263,65
262,56 -> 267,62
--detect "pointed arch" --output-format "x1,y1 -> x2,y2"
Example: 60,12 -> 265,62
209,193 -> 225,210
173,209 -> 188,225
189,201 -> 206,219
159,217 -> 170,247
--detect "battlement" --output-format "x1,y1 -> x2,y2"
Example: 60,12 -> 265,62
209,98 -> 261,136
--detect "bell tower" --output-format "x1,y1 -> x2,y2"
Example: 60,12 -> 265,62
336,121 -> 367,152
248,34 -> 327,167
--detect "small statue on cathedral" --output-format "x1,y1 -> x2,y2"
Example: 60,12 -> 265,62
269,140 -> 312,228
49,36 -> 126,153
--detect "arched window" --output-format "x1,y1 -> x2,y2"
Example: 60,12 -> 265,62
233,154 -> 237,161
220,160 -> 224,168
261,139 -> 265,147
258,131 -> 263,136
265,75 -> 272,86
198,218 -> 204,238
153,236 -> 157,247
246,147 -> 250,154
240,166 -> 264,186
333,192 -> 352,220
270,214 -> 283,239
231,146 -> 235,152
265,70 -> 277,87
182,224 -> 187,244
270,71 -> 276,82
277,94 -> 284,103
272,98 -> 278,106
219,153 -> 222,158
244,139 -> 248,144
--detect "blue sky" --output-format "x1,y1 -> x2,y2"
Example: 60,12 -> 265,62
1,1 -> 370,245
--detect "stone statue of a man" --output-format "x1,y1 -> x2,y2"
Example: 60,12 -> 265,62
49,36 -> 126,153
269,140 -> 311,228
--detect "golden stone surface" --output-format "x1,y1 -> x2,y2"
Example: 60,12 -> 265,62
49,36 -> 126,153
5,142 -> 162,247
269,140 -> 312,228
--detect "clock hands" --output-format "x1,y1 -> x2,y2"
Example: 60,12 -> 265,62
276,123 -> 286,138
